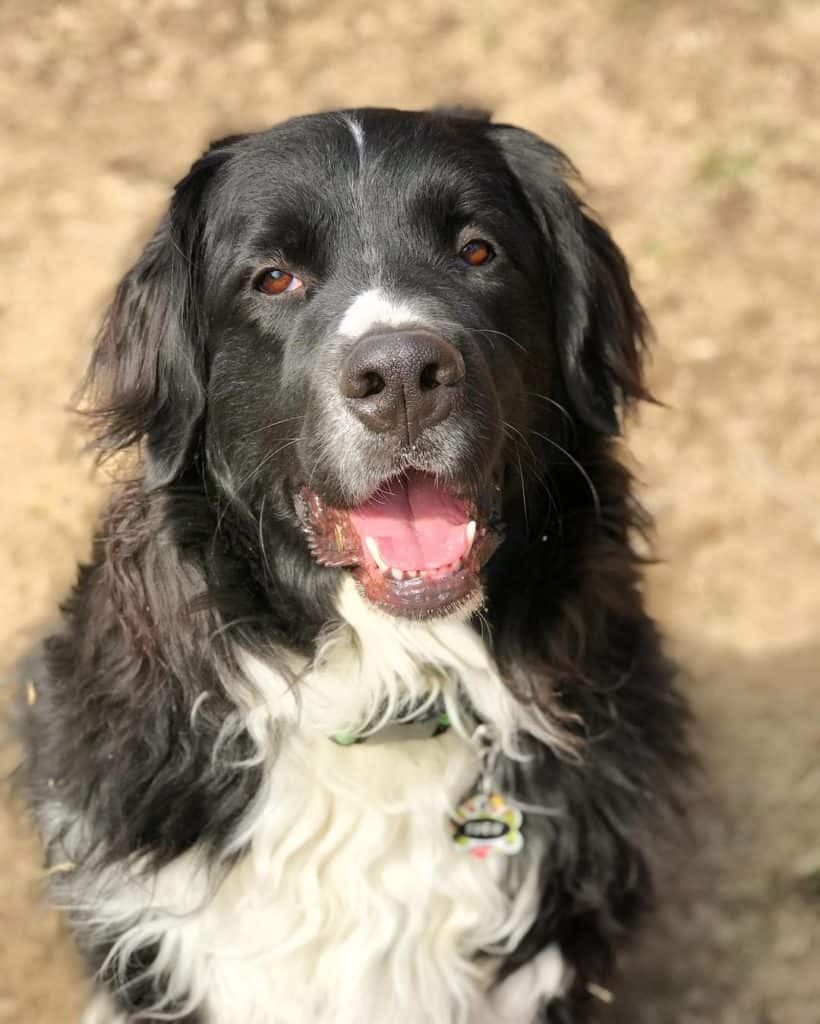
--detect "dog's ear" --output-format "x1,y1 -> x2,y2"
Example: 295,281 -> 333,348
491,126 -> 652,434
84,138 -> 240,487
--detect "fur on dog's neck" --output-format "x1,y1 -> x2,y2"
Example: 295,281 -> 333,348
236,578 -> 571,762
62,578 -> 568,1024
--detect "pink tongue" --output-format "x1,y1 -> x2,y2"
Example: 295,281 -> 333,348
348,472 -> 470,571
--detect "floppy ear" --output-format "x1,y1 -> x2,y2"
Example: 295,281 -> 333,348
84,142 -> 237,487
491,126 -> 652,434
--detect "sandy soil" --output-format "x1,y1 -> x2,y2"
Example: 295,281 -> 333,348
1,1 -> 818,1021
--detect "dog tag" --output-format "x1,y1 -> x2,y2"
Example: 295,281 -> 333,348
451,724 -> 524,858
452,791 -> 524,858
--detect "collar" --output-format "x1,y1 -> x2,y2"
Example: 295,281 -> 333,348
330,695 -> 477,746
331,710 -> 451,746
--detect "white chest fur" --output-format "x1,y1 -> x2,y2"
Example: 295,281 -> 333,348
80,583 -> 567,1024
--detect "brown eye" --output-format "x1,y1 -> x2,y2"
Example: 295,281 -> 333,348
459,239 -> 494,267
255,268 -> 302,295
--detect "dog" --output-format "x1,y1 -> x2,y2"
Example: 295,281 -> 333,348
19,107 -> 689,1023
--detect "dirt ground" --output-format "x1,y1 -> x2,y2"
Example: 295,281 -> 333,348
1,1 -> 818,1021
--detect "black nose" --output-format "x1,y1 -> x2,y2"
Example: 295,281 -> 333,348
339,331 -> 465,444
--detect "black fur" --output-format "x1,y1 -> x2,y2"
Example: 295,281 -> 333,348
19,107 -> 689,1022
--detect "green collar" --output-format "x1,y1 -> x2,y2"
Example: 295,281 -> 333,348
331,708 -> 452,746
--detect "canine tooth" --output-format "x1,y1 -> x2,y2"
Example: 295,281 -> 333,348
364,536 -> 389,573
465,520 -> 477,554
391,568 -> 405,581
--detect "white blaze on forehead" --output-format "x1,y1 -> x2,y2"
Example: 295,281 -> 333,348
338,288 -> 424,340
344,114 -> 366,159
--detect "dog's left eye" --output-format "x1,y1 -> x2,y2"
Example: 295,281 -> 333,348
458,239 -> 495,267
254,269 -> 304,296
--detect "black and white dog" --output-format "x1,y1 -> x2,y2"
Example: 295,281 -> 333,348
21,108 -> 689,1023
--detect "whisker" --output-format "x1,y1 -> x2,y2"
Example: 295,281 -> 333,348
211,437 -> 301,541
475,609 -> 493,647
503,422 -> 531,532
241,416 -> 303,439
515,448 -> 529,534
258,493 -> 274,583
503,421 -> 560,524
526,393 -> 577,438
432,318 -> 529,356
529,429 -> 601,522
472,327 -> 528,355
503,420 -> 536,463
307,446 -> 326,493
232,438 -> 301,496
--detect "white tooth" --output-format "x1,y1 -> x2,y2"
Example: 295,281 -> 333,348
391,568 -> 405,581
406,569 -> 419,578
365,536 -> 389,573
465,520 -> 477,554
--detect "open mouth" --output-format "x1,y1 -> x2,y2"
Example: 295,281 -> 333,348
296,470 -> 501,617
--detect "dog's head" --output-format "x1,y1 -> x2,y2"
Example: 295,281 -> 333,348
87,109 -> 649,619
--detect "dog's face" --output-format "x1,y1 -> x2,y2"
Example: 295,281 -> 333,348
89,109 -> 647,619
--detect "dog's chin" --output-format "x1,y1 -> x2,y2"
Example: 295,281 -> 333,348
295,469 -> 502,620
350,550 -> 486,620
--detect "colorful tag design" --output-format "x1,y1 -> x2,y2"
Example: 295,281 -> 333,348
452,790 -> 524,858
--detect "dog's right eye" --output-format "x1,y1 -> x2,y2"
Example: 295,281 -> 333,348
254,268 -> 304,296
458,239 -> 495,267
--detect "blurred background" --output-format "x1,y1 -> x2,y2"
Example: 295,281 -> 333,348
1,1 -> 818,1021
